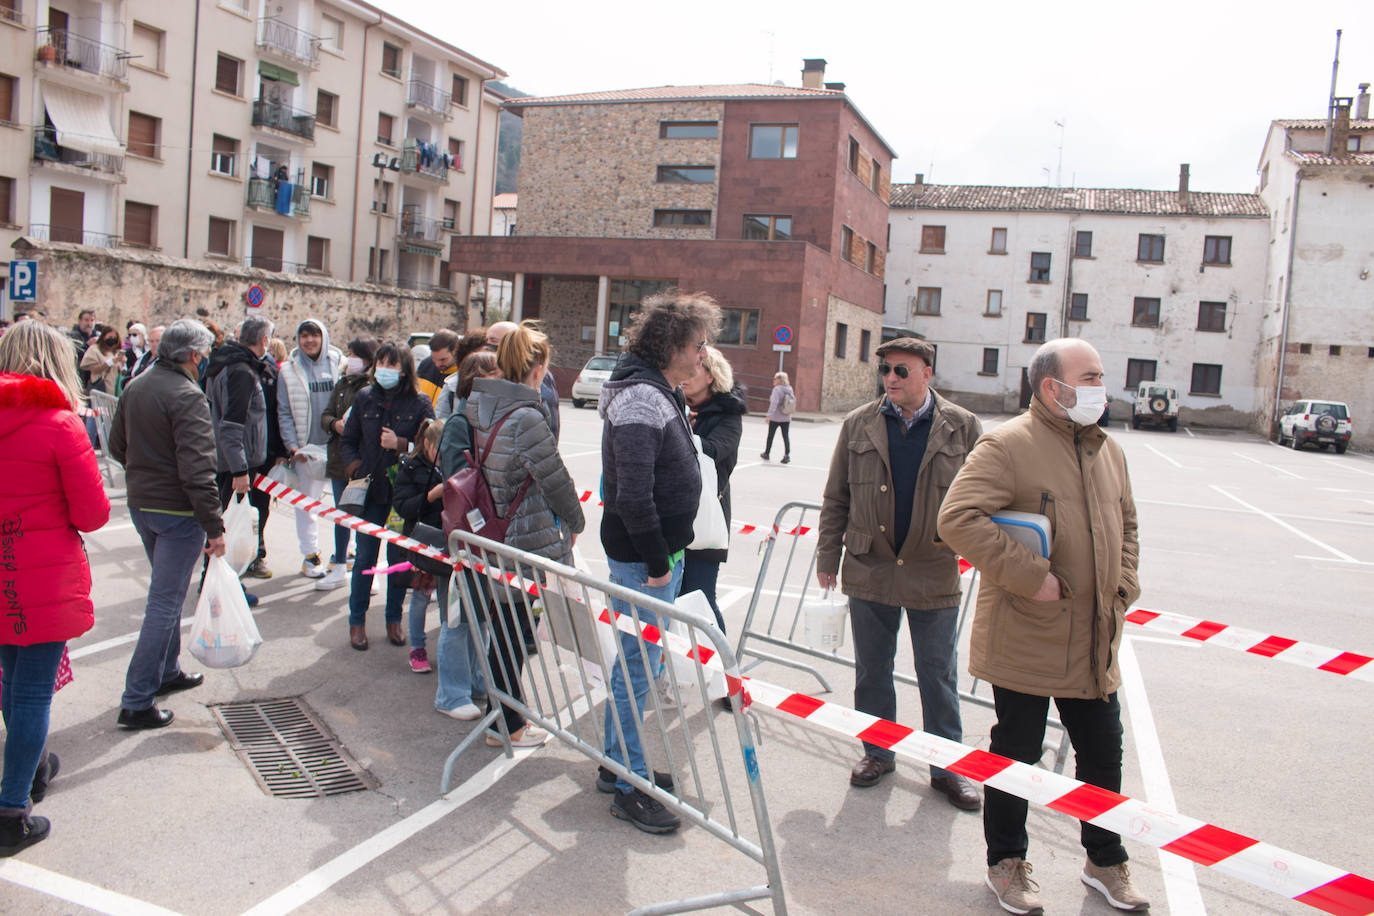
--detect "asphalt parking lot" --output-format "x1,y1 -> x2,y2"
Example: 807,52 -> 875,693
2,405 -> 1371,915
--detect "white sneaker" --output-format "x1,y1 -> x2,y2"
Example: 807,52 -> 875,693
300,553 -> 326,578
486,725 -> 549,748
315,564 -> 347,591
438,703 -> 482,721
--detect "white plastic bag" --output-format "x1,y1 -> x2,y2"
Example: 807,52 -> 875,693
221,496 -> 256,577
801,589 -> 848,651
294,443 -> 329,482
687,435 -> 728,551
665,590 -> 728,702
266,461 -> 298,491
190,556 -> 263,668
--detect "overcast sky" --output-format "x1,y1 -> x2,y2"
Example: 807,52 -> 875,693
381,0 -> 1371,194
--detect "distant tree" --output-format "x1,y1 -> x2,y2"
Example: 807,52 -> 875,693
490,81 -> 530,195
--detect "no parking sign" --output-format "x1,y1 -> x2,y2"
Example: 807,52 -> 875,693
246,285 -> 264,308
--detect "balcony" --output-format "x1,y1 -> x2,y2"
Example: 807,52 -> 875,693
32,126 -> 125,178
252,99 -> 316,142
257,17 -> 320,70
246,173 -> 311,219
406,78 -> 452,119
400,140 -> 448,181
28,223 -> 120,248
245,256 -> 309,274
36,28 -> 129,83
397,208 -> 443,252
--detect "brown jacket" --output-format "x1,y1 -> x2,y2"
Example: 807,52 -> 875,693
817,391 -> 982,610
936,398 -> 1140,699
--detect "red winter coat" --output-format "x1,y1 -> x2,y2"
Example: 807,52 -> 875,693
0,372 -> 110,645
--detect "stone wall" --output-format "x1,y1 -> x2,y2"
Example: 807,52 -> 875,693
532,277 -> 599,369
1276,341 -> 1374,449
14,239 -> 466,347
820,294 -> 884,412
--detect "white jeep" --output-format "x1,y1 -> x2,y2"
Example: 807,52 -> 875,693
1278,400 -> 1352,454
1131,383 -> 1179,431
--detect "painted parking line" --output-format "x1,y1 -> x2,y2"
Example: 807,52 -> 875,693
0,859 -> 188,916
1142,442 -> 1185,469
1183,426 -> 1195,438
1232,451 -> 1304,479
1211,486 -> 1360,563
1137,498 -> 1374,528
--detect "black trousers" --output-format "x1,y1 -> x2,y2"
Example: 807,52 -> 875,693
984,686 -> 1128,868
484,599 -> 535,734
764,421 -> 791,457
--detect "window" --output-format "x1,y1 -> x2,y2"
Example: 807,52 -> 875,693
865,241 -> 878,273
377,112 -> 394,146
840,226 -> 854,263
1029,251 -> 1051,283
380,43 -> 401,78
981,348 -> 999,375
1347,135 -> 1362,152
1137,233 -> 1165,262
990,227 -> 1007,253
310,162 -> 332,198
125,203 -> 158,247
656,165 -> 714,183
1069,293 -> 1089,320
653,209 -> 711,227
748,123 -> 798,159
605,278 -> 673,350
985,290 -> 1003,316
1126,358 -> 1157,389
0,74 -> 16,126
207,217 -> 234,256
660,121 -> 717,138
306,235 -> 329,273
315,90 -> 337,128
847,136 -> 860,173
1024,313 -> 1047,343
834,322 -> 848,358
442,198 -> 458,230
1329,345 -> 1342,356
860,329 -> 872,363
447,137 -> 464,169
371,179 -> 392,214
1197,301 -> 1226,332
1190,363 -> 1222,395
451,74 -> 468,107
368,247 -> 388,280
1260,163 -> 1269,190
1298,343 -> 1312,354
210,134 -> 237,176
1074,230 -> 1093,257
320,14 -> 344,51
717,309 -> 760,347
0,176 -> 12,226
1368,347 -> 1374,358
214,54 -> 242,96
131,23 -> 164,71
1203,235 -> 1232,265
127,111 -> 161,159
1132,297 -> 1161,327
914,287 -> 941,316
742,214 -> 792,240
921,225 -> 946,252
870,159 -> 882,193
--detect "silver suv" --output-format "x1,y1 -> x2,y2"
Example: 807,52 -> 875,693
1278,400 -> 1352,454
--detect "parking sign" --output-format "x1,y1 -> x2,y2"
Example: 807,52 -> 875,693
9,260 -> 37,302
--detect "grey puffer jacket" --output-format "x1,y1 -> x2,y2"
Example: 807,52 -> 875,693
465,377 -> 585,564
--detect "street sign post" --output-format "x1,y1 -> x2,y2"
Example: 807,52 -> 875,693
9,260 -> 37,303
772,327 -> 794,371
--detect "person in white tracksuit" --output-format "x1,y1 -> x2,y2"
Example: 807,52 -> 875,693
277,318 -> 342,578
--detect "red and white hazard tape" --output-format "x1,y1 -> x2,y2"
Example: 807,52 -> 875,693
575,490 -> 813,538
80,407 -> 98,418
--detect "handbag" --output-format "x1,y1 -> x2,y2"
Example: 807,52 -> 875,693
338,475 -> 370,512
408,522 -> 454,577
687,434 -> 728,550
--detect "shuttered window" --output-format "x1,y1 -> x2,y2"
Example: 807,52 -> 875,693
0,74 -> 14,123
124,201 -> 156,248
315,90 -> 337,128
377,112 -> 393,145
127,111 -> 160,159
0,177 -> 14,225
215,54 -> 241,96
306,236 -> 328,272
208,217 -> 233,256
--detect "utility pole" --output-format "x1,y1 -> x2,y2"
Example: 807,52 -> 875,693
368,152 -> 399,282
1324,29 -> 1342,156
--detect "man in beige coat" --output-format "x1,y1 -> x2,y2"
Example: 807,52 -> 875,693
938,338 -> 1148,914
817,337 -> 983,810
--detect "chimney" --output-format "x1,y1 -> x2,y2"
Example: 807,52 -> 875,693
1177,163 -> 1190,204
801,58 -> 827,90
1331,97 -> 1353,156
824,81 -> 846,92
1357,83 -> 1370,120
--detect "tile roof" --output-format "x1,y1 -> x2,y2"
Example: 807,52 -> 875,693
505,84 -> 845,107
1272,118 -> 1374,130
1285,150 -> 1374,166
889,184 -> 1267,218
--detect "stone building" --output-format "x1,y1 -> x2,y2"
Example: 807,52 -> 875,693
448,60 -> 895,413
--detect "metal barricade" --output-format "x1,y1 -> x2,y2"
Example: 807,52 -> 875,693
441,528 -> 788,916
735,500 -> 1070,774
88,389 -> 121,488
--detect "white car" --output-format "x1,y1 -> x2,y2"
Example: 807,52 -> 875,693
1278,399 -> 1352,454
1131,383 -> 1179,431
571,355 -> 619,408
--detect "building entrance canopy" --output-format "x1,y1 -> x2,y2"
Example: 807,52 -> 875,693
42,84 -> 124,157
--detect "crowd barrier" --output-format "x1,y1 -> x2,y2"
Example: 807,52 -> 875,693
86,391 -> 120,488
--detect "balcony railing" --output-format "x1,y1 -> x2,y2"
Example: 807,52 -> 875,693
406,78 -> 451,118
246,172 -> 311,219
398,213 -> 444,249
32,126 -> 124,176
1,4 -> 22,26
395,277 -> 451,292
245,255 -> 309,274
252,99 -> 316,141
400,140 -> 448,181
257,17 -> 320,69
37,28 -> 129,82
28,224 -> 120,248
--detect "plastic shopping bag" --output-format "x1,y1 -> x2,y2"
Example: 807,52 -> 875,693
294,443 -> 329,482
222,495 -> 256,577
687,436 -> 728,551
190,556 -> 263,668
266,461 -> 298,492
664,590 -> 728,702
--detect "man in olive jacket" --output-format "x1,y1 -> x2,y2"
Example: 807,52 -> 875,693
816,337 -> 983,811
937,338 -> 1148,913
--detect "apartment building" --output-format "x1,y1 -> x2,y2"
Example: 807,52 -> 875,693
1254,89 -> 1374,448
1,0 -> 504,320
884,170 -> 1270,425
449,60 -> 895,412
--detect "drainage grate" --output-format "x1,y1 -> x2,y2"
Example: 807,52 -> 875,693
212,697 -> 375,798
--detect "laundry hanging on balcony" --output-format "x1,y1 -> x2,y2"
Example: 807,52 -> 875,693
275,181 -> 294,215
42,84 -> 124,157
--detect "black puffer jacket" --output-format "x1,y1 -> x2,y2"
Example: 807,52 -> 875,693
392,450 -> 443,534
204,341 -> 268,475
686,386 -> 747,564
340,383 -> 433,504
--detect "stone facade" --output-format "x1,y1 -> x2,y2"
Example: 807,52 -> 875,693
820,294 -> 884,412
532,277 -> 600,370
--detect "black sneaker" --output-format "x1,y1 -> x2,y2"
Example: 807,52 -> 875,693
610,788 -> 680,834
30,753 -> 59,803
595,766 -> 674,794
0,814 -> 51,857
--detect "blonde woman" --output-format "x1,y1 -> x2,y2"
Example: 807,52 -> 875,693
761,371 -> 794,463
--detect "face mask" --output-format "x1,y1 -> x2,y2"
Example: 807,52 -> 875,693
374,367 -> 401,390
130,335 -> 143,347
347,356 -> 366,375
1052,379 -> 1107,426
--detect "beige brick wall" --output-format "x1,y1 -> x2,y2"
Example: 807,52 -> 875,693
1277,342 -> 1374,449
518,102 -> 724,239
537,277 -> 599,369
820,295 -> 884,412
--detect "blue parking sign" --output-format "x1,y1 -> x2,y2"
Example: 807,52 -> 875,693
9,260 -> 37,302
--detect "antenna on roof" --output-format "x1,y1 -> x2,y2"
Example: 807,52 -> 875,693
1324,29 -> 1342,155
763,30 -> 775,83
1053,119 -> 1066,187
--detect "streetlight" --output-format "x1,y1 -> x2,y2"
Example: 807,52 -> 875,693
369,152 -> 400,283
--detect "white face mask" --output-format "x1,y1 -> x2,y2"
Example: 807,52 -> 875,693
346,356 -> 366,375
1052,379 -> 1108,426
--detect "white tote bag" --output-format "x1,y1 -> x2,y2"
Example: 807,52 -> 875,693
190,556 -> 263,668
221,496 -> 257,577
687,435 -> 729,551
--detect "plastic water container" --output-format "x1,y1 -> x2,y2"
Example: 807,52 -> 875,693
802,591 -> 848,651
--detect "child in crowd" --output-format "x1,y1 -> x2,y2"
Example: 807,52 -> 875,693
391,418 -> 447,673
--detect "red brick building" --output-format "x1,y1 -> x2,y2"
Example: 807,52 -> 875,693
449,61 -> 896,412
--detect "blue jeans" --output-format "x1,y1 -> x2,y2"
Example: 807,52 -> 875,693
849,598 -> 963,778
435,576 -> 487,711
602,557 -> 683,794
123,509 -> 205,711
348,499 -> 406,627
0,641 -> 66,813
329,477 -> 353,565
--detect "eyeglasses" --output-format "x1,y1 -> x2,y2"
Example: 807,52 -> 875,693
696,340 -> 707,352
878,363 -> 910,379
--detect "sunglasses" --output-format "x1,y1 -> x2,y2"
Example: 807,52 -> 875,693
878,363 -> 910,379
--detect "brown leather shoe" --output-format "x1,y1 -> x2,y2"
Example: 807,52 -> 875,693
349,626 -> 368,651
931,773 -> 982,810
386,622 -> 405,646
850,754 -> 896,787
